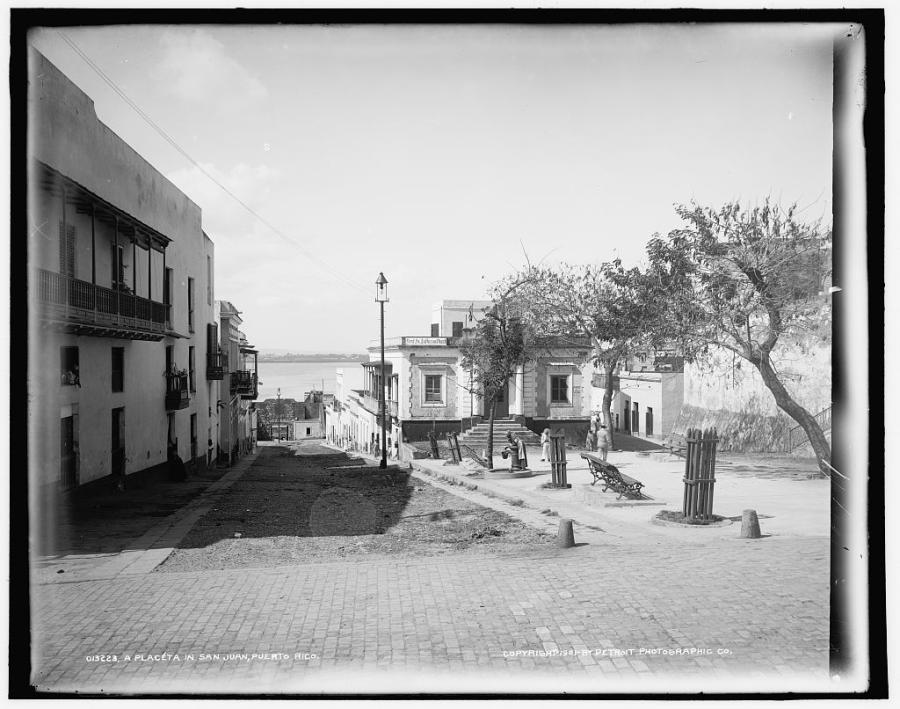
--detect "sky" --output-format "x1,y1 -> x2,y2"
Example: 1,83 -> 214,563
28,22 -> 837,353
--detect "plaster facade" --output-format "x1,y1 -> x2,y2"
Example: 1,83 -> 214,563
26,50 -> 231,501
351,302 -> 594,443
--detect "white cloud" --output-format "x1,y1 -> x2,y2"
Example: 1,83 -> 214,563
155,29 -> 267,108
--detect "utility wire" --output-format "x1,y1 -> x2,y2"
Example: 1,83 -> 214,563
55,31 -> 369,294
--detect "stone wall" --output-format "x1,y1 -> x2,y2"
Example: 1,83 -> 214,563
674,340 -> 831,454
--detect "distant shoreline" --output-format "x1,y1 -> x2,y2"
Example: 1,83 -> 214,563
257,356 -> 367,364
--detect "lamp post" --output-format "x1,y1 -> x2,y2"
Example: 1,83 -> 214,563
375,272 -> 389,469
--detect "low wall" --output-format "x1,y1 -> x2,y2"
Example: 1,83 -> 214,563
399,442 -> 431,464
670,404 -> 791,454
525,418 -> 591,446
401,420 -> 465,442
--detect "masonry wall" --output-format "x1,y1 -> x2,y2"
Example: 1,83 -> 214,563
407,352 -> 459,420
675,341 -> 831,453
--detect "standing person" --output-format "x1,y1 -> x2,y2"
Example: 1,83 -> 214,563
540,428 -> 551,461
597,424 -> 611,462
585,424 -> 597,452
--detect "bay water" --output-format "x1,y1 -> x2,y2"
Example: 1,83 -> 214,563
255,361 -> 363,402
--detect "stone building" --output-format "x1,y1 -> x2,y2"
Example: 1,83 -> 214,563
215,300 -> 258,463
349,300 -> 595,449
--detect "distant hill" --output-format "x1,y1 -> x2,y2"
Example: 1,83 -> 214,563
257,352 -> 367,363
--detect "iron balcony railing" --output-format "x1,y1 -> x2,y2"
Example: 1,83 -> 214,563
230,370 -> 258,399
165,372 -> 190,411
363,393 -> 398,418
37,268 -> 170,335
206,350 -> 228,380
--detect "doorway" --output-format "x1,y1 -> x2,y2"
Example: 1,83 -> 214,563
493,383 -> 509,418
111,407 -> 125,478
60,415 -> 78,489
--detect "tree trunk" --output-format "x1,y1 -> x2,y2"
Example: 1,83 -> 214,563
486,398 -> 496,470
601,361 -> 616,449
756,355 -> 831,473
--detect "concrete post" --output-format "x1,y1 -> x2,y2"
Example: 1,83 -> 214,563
557,518 -> 575,548
740,509 -> 762,538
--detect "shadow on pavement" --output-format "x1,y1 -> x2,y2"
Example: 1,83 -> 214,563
173,443 -> 414,548
36,462 -> 233,558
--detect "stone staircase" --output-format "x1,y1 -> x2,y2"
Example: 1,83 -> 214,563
457,418 -> 541,452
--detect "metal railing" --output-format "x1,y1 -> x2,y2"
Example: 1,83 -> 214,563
785,406 -> 832,452
37,268 -> 170,334
230,370 -> 258,399
165,372 -> 190,410
206,350 -> 228,380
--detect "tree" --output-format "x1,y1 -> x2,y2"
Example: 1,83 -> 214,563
459,294 -> 538,469
645,199 -> 832,471
501,260 -> 659,448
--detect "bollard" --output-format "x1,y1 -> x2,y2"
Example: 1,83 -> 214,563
557,518 -> 575,548
740,509 -> 761,538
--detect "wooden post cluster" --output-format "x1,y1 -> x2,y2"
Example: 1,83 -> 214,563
427,431 -> 440,459
549,433 -> 570,488
447,432 -> 463,464
681,427 -> 719,523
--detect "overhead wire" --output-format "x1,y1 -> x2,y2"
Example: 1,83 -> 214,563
55,30 -> 369,294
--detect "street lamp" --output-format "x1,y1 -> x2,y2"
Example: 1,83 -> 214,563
375,272 -> 389,469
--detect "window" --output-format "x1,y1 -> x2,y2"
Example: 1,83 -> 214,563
111,244 -> 125,290
59,222 -> 75,278
452,321 -> 463,338
550,374 -> 569,404
306,427 -> 311,436
188,346 -> 196,392
165,345 -> 174,375
60,346 -> 79,386
430,323 -> 439,337
424,374 -> 443,403
190,413 -> 198,461
111,347 -> 124,392
187,278 -> 195,333
207,255 -> 212,305
164,268 -> 173,305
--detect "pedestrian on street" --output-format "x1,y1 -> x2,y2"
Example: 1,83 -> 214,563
540,428 -> 551,461
597,424 -> 611,462
585,425 -> 597,452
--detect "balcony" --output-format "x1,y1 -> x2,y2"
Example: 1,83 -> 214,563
206,350 -> 228,380
165,372 -> 190,410
36,269 -> 171,341
230,370 -> 258,400
363,394 -> 398,419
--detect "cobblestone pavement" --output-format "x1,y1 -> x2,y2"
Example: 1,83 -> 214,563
30,444 -> 831,695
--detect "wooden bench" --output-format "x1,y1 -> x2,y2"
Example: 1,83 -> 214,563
580,452 -> 645,499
